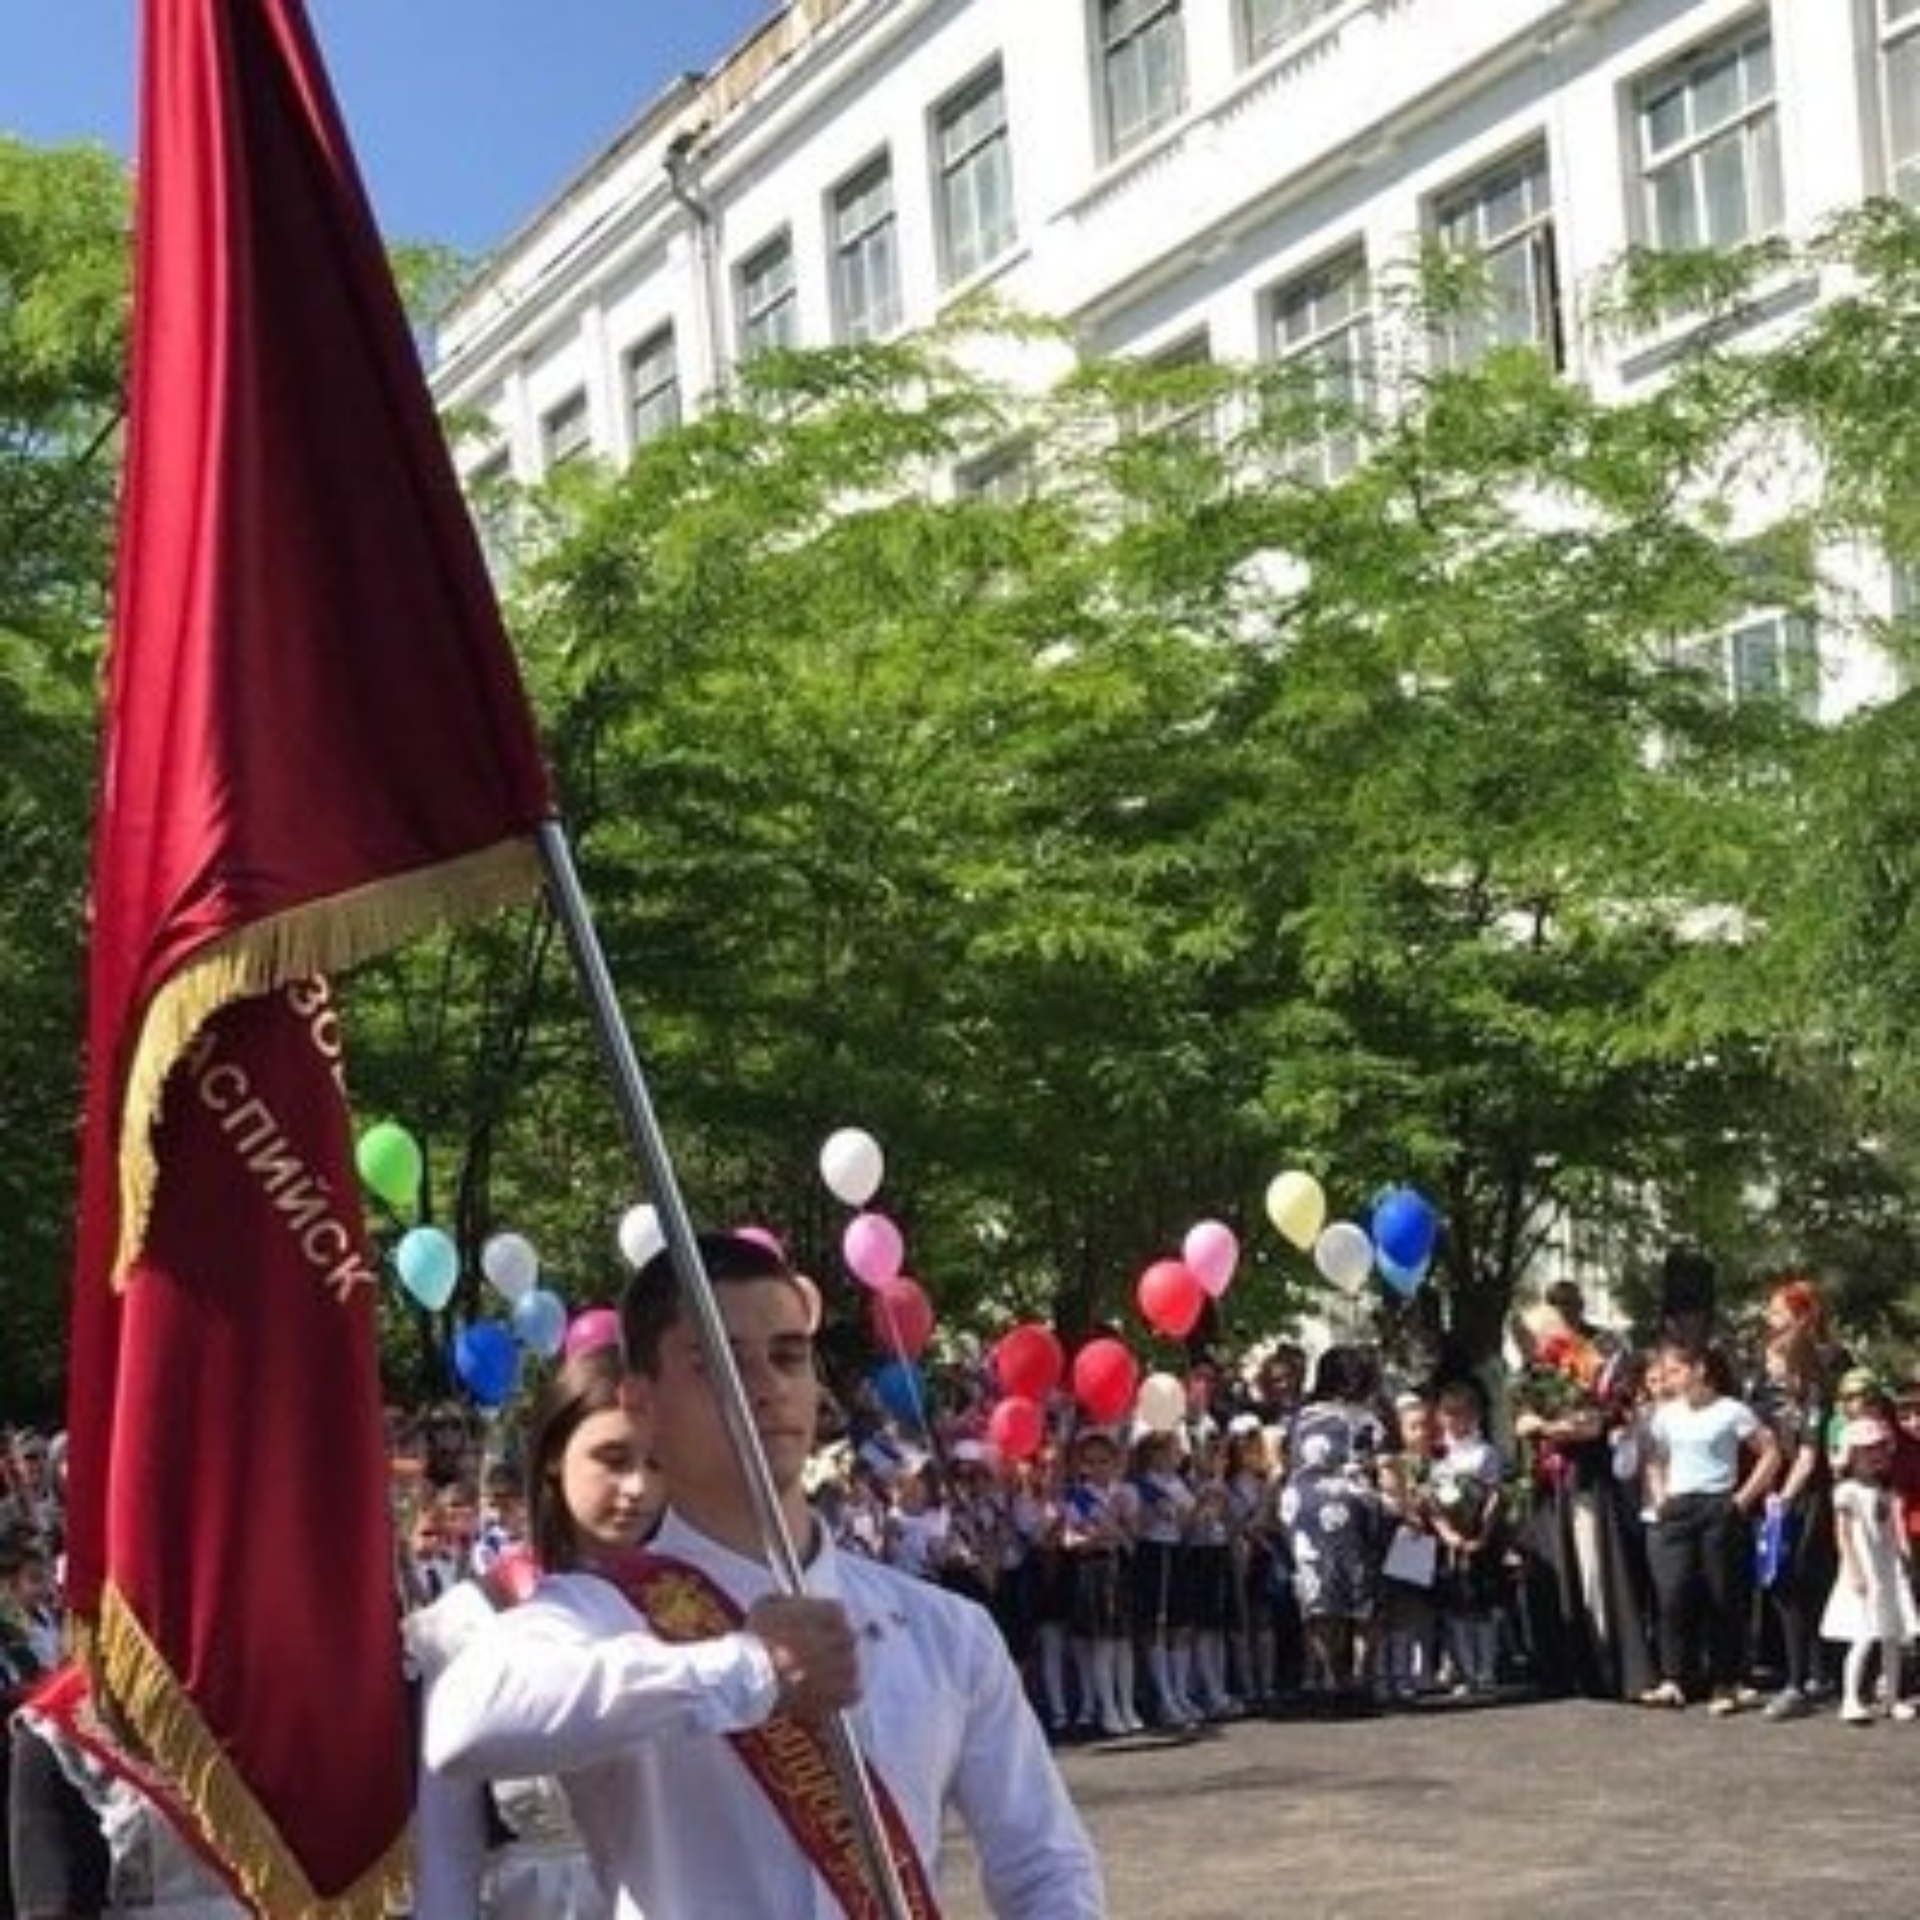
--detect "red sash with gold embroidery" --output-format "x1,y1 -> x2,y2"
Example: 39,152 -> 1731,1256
606,1551 -> 943,1920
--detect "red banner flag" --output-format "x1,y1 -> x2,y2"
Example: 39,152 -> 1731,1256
66,2 -> 553,1912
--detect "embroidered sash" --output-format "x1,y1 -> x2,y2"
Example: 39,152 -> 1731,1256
607,1552 -> 942,1920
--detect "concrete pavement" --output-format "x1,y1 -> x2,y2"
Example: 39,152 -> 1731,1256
937,1693 -> 1919,1918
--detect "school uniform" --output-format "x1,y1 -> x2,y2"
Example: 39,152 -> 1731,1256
425,1508 -> 1102,1918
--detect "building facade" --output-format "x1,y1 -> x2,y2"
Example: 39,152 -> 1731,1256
432,0 -> 1919,714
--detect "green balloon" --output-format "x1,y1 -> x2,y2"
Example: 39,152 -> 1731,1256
355,1119 -> 423,1213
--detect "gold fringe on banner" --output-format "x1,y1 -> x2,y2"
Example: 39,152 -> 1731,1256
111,837 -> 543,1283
90,1587 -> 412,1918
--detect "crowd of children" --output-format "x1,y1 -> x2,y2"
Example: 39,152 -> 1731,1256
812,1279 -> 1920,1736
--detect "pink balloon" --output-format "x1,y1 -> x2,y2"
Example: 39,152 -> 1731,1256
735,1223 -> 787,1258
843,1210 -> 905,1290
869,1276 -> 935,1359
562,1306 -> 621,1362
1182,1219 -> 1240,1298
988,1395 -> 1044,1460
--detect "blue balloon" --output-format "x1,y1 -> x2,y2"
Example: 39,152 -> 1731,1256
1378,1251 -> 1429,1299
871,1358 -> 924,1424
395,1226 -> 459,1311
512,1287 -> 568,1360
1373,1187 -> 1439,1273
454,1321 -> 521,1409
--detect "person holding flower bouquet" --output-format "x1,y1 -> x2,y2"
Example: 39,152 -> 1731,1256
1510,1287 -> 1656,1702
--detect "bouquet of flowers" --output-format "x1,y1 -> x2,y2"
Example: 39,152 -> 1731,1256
1510,1331 -> 1604,1421
1428,1460 -> 1493,1538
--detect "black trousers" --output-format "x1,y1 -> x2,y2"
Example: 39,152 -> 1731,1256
1646,1491 -> 1750,1692
7,1722 -> 111,1920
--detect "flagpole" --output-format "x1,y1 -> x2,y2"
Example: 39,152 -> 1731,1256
535,819 -> 915,1920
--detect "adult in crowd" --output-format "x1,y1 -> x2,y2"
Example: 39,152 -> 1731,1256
1279,1344 -> 1389,1711
1640,1338 -> 1781,1711
1750,1279 -> 1839,1720
426,1231 -> 1102,1917
1510,1289 -> 1654,1702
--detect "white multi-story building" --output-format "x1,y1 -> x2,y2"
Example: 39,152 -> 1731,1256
432,0 -> 1920,715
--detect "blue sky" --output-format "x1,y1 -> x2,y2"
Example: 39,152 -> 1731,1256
0,1 -> 776,252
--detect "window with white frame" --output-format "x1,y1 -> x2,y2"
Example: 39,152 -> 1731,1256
1726,609 -> 1819,714
1242,0 -> 1342,62
935,63 -> 1017,286
539,389 -> 591,470
1136,332 -> 1218,449
1099,0 -> 1187,159
1635,20 -> 1782,251
737,231 -> 799,359
831,156 -> 903,343
624,326 -> 681,448
1269,247 -> 1373,482
1430,143 -> 1562,369
1879,0 -> 1920,202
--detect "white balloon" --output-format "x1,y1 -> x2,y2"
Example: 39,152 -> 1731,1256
481,1231 -> 540,1301
819,1127 -> 885,1207
1313,1221 -> 1374,1295
617,1203 -> 665,1270
1135,1371 -> 1187,1434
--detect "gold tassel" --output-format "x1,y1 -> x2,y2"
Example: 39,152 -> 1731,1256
113,837 -> 542,1282
94,1585 -> 412,1918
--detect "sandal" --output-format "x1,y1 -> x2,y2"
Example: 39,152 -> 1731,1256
1638,1681 -> 1686,1708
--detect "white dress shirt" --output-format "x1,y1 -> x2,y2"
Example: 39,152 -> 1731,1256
425,1509 -> 1103,1918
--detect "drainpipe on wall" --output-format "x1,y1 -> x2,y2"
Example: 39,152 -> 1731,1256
664,126 -> 728,404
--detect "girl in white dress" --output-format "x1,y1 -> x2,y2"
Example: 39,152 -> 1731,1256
1820,1416 -> 1919,1725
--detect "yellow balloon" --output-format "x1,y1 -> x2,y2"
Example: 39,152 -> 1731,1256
1265,1169 -> 1327,1252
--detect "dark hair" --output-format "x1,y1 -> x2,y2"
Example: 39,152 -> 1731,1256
619,1230 -> 796,1376
1309,1344 -> 1377,1406
524,1345 -> 630,1572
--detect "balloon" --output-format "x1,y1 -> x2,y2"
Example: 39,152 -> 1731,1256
869,1276 -> 935,1359
820,1127 -> 885,1207
1136,1370 -> 1186,1433
1378,1252 -> 1428,1299
563,1306 -> 621,1361
617,1204 -> 664,1270
355,1120 -> 423,1215
453,1321 -> 520,1409
1313,1220 -> 1374,1294
994,1324 -> 1065,1401
512,1287 -> 568,1359
1071,1338 -> 1140,1424
843,1210 -> 905,1290
481,1231 -> 540,1302
1136,1258 -> 1205,1339
1265,1169 -> 1327,1251
394,1226 -> 458,1311
1373,1187 -> 1440,1273
988,1395 -> 1044,1460
1182,1220 -> 1240,1298
871,1358 -> 923,1424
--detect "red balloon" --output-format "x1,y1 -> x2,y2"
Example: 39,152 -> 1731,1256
1136,1258 -> 1205,1339
988,1395 -> 1044,1460
993,1323 -> 1064,1401
1071,1337 -> 1140,1424
868,1276 -> 935,1359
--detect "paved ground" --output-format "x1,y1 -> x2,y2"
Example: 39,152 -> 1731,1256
936,1693 -> 1920,1918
